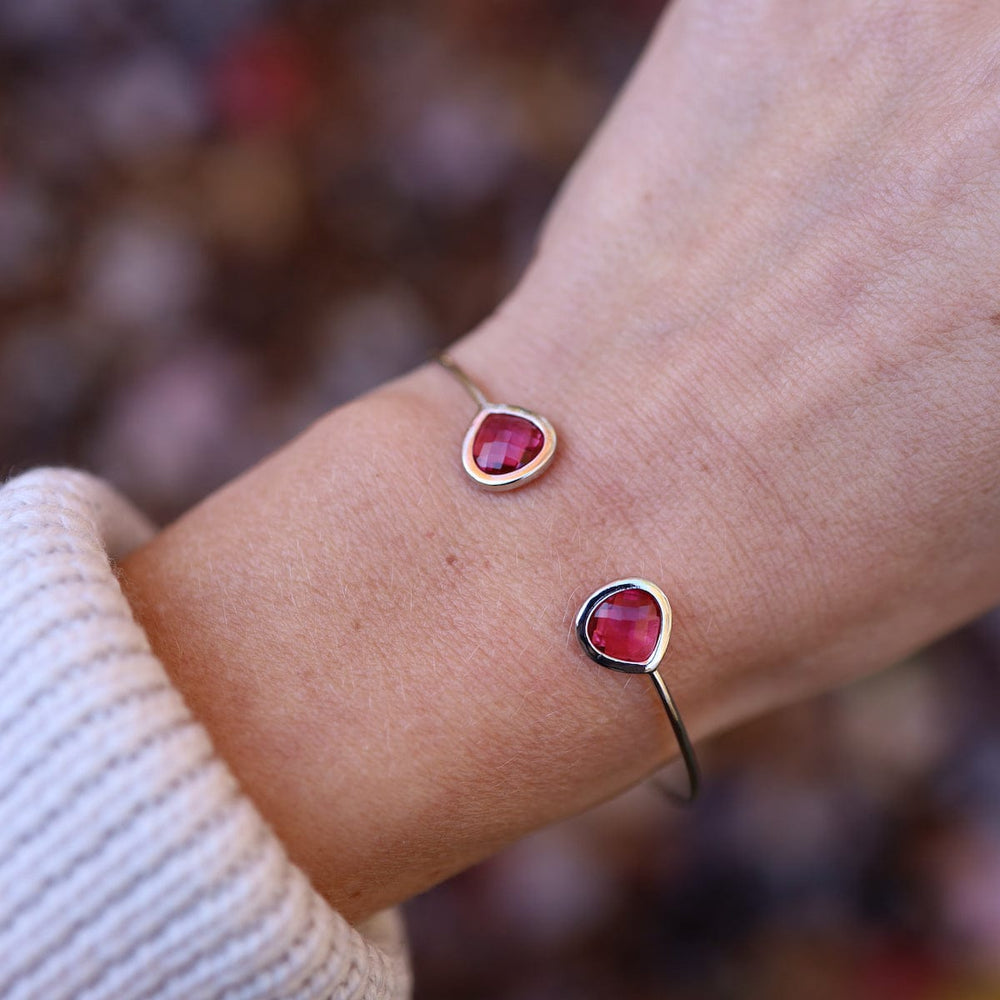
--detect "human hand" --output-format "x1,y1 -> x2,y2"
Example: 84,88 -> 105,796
121,0 -> 1000,921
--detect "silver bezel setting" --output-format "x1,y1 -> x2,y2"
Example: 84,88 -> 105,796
575,578 -> 673,675
461,404 -> 557,492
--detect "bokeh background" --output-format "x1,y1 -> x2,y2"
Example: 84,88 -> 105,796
3,2 -> 1000,998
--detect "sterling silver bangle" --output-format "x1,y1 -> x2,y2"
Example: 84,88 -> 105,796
436,355 -> 699,803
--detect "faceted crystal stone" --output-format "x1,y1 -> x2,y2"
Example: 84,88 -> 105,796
586,588 -> 662,663
473,412 -> 545,475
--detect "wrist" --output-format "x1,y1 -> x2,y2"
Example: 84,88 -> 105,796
119,357 -> 723,921
119,278 -> 988,922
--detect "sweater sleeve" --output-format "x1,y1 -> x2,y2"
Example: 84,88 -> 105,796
0,468 -> 411,1000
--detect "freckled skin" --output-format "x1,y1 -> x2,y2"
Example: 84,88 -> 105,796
120,0 -> 1000,921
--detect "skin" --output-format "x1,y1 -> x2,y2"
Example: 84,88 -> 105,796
120,0 -> 1000,923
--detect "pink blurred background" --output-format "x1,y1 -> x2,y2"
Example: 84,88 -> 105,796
3,2 -> 1000,997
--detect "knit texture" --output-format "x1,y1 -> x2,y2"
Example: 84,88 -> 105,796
0,468 -> 410,1000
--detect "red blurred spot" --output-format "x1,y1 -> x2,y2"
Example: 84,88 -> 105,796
211,26 -> 315,134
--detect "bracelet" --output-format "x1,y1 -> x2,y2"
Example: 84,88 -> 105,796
437,355 -> 701,803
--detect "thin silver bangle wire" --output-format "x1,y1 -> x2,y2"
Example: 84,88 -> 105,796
435,353 -> 490,409
648,668 -> 701,804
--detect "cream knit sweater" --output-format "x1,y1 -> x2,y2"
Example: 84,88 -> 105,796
0,468 -> 410,1000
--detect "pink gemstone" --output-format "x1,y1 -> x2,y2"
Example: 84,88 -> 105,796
586,588 -> 662,663
473,412 -> 545,475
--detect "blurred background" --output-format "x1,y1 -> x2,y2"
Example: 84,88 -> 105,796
3,2 -> 1000,997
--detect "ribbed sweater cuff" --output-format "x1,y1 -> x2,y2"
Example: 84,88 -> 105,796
0,468 -> 410,1000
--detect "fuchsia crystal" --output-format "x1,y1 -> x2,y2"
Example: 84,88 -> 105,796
586,588 -> 662,662
473,412 -> 545,475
